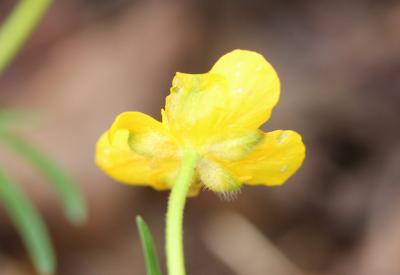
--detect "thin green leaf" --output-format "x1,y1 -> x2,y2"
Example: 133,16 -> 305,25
136,216 -> 162,275
0,168 -> 55,275
0,132 -> 87,225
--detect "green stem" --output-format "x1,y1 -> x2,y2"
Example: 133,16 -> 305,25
0,0 -> 52,73
166,150 -> 198,275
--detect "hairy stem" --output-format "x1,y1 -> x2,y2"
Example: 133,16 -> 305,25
166,150 -> 198,275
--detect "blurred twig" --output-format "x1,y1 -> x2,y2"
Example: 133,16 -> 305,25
203,211 -> 311,275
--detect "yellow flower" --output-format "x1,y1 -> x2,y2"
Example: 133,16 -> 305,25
96,49 -> 305,195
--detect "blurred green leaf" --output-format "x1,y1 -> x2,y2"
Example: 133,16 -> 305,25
136,216 -> 162,275
0,167 -> 55,275
0,131 -> 87,225
0,109 -> 39,130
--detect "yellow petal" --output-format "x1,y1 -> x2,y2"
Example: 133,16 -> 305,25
110,112 -> 179,158
163,49 -> 280,147
163,72 -> 227,147
210,49 -> 280,129
224,130 -> 305,186
96,112 -> 180,189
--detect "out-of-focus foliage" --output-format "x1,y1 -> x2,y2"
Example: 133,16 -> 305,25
0,110 -> 87,274
0,0 -> 52,73
0,131 -> 87,225
0,168 -> 55,275
0,0 -> 88,273
0,110 -> 38,129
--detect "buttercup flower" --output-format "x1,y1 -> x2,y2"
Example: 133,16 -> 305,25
96,49 -> 305,195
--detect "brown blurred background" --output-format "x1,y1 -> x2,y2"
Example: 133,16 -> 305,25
1,0 -> 400,274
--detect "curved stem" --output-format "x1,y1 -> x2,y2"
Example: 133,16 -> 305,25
166,150 -> 198,275
0,0 -> 52,73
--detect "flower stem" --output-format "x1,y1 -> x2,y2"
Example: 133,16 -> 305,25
0,0 -> 52,74
166,150 -> 198,275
